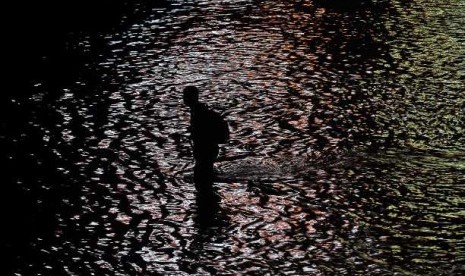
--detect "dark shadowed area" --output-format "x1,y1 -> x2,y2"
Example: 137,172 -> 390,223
2,0 -> 464,275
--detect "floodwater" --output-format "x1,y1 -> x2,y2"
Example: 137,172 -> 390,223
5,0 -> 465,275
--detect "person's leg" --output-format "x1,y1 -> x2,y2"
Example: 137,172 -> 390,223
193,145 -> 220,205
194,160 -> 213,192
194,145 -> 218,182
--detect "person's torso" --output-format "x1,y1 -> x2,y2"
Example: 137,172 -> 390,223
191,103 -> 222,145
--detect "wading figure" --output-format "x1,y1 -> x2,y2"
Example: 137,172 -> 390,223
183,86 -> 229,199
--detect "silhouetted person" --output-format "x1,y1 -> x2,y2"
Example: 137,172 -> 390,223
183,86 -> 229,201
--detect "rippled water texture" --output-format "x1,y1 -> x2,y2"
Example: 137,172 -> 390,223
8,0 -> 465,275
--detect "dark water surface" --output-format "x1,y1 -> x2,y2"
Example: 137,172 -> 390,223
4,0 -> 465,275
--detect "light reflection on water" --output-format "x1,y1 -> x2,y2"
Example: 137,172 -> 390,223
10,0 -> 465,275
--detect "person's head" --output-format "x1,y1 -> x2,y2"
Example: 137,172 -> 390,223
183,86 -> 199,107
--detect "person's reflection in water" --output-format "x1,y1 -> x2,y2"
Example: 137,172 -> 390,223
183,86 -> 229,223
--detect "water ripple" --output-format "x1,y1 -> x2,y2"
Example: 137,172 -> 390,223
9,0 -> 465,275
